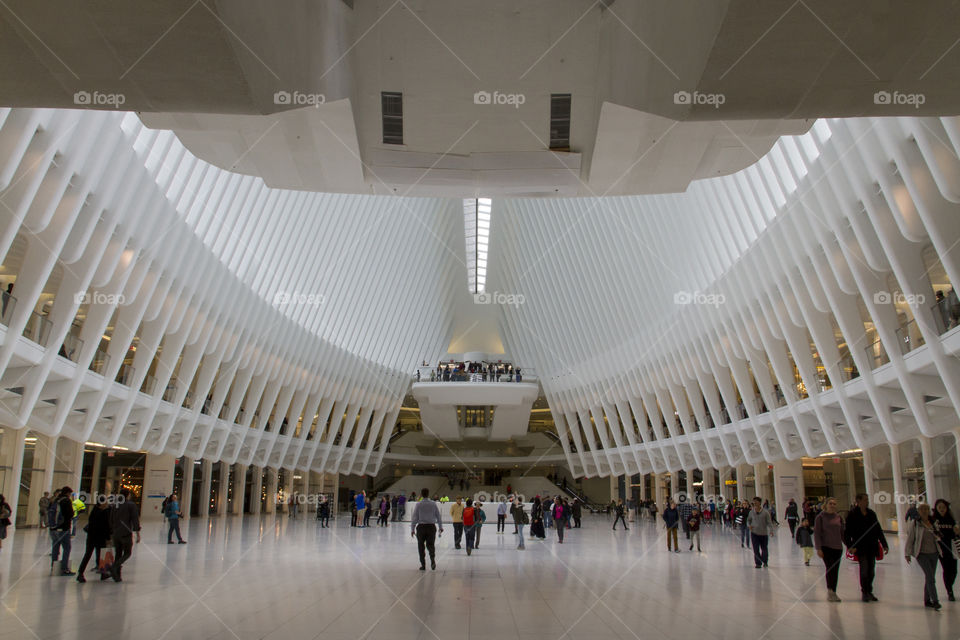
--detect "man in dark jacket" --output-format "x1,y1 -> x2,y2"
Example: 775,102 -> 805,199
572,499 -> 582,528
662,501 -> 680,552
110,488 -> 141,582
50,486 -> 75,576
843,493 -> 889,602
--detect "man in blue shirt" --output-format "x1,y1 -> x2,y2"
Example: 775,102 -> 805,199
355,491 -> 367,528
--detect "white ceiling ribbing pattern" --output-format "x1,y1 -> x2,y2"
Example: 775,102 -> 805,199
0,107 -> 461,475
494,116 -> 960,478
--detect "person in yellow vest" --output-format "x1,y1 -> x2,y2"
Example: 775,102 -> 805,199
450,497 -> 464,549
71,493 -> 86,536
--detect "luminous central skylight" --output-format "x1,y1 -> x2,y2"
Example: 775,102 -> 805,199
464,197 -> 491,293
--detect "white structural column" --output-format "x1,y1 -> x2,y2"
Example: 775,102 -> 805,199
198,459 -> 213,519
89,451 -> 103,495
919,437 -> 937,504
889,443 -> 907,538
862,448 -> 876,506
844,459 -> 858,506
702,468 -> 717,500
773,459 -> 805,517
301,471 -> 311,514
683,468 -> 694,500
654,474 -> 664,506
29,435 -> 59,526
736,465 -> 747,501
233,464 -> 247,515
5,428 -> 26,527
266,468 -> 278,514
249,466 -> 262,516
180,458 -> 194,520
69,440 -> 84,493
217,463 -> 230,516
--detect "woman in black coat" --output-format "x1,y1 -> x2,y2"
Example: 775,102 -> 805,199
76,501 -> 112,582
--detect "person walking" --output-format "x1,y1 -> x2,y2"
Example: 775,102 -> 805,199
844,493 -> 887,602
378,496 -> 390,526
474,501 -> 486,549
796,517 -> 815,566
688,508 -> 702,552
553,497 -> 565,544
398,493 -> 407,521
677,498 -> 693,540
738,501 -> 752,549
612,499 -> 628,531
542,497 -> 553,529
510,499 -> 527,549
165,493 -> 187,544
932,499 -> 959,601
747,496 -> 774,569
662,501 -> 680,552
497,498 -> 508,534
463,499 -> 477,556
814,497 -> 844,602
76,500 -> 112,582
109,488 -> 141,582
905,503 -> 944,610
50,486 -> 75,576
318,495 -> 330,528
784,499 -> 800,537
450,497 -> 464,549
411,488 -> 443,570
572,499 -> 582,528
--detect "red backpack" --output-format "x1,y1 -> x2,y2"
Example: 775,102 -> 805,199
463,507 -> 475,526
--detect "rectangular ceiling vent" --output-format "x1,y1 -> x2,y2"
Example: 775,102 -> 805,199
381,91 -> 404,145
549,93 -> 571,151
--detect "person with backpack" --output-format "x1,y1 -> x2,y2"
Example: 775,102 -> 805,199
462,498 -> 477,556
165,493 -> 187,544
784,499 -> 800,537
50,486 -> 75,576
76,499 -> 112,582
844,493 -> 888,602
474,501 -> 486,549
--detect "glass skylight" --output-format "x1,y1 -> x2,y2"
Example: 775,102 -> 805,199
464,197 -> 492,293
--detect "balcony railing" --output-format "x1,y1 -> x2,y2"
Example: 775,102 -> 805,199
88,349 -> 109,375
22,310 -> 52,347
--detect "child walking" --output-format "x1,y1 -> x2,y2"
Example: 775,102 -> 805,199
688,508 -> 702,552
796,517 -> 815,565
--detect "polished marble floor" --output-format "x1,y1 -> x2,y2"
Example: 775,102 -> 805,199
0,512 -> 956,639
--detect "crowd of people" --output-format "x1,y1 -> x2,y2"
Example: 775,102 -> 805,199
406,490 -> 582,569
418,361 -> 523,383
